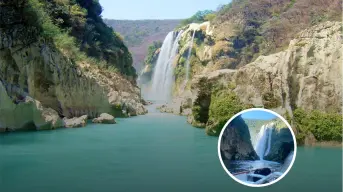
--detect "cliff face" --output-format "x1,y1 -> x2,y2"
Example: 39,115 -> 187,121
220,115 -> 259,162
158,21 -> 342,143
264,127 -> 294,163
0,0 -> 146,131
190,21 -> 341,136
138,47 -> 161,85
190,21 -> 342,113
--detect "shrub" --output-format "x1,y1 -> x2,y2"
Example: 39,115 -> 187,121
174,65 -> 186,78
204,13 -> 216,22
25,0 -> 61,39
24,0 -> 135,78
293,108 -> 342,143
206,91 -> 248,136
144,41 -> 162,66
178,10 -> 215,28
307,45 -> 315,58
262,91 -> 281,108
70,4 -> 87,17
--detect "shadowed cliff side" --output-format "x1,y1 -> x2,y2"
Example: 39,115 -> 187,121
220,115 -> 259,162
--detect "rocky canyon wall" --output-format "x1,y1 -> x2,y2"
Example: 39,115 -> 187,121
0,0 -> 147,131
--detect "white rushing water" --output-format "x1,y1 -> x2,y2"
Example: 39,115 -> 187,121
185,31 -> 195,82
149,31 -> 183,101
281,151 -> 294,172
254,123 -> 274,160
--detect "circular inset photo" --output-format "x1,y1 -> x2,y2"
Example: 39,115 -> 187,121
218,108 -> 297,187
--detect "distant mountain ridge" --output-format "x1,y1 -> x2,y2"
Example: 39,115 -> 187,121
104,19 -> 181,71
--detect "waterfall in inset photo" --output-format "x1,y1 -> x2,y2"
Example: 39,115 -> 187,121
254,123 -> 274,160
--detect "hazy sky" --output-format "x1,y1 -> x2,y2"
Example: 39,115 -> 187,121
99,0 -> 231,20
241,110 -> 277,120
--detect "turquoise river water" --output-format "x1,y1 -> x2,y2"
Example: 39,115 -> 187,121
0,107 -> 342,192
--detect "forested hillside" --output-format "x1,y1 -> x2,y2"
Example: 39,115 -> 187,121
30,0 -> 137,78
105,19 -> 181,70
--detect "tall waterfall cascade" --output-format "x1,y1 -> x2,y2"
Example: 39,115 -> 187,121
185,31 -> 195,82
254,123 -> 274,160
149,31 -> 183,101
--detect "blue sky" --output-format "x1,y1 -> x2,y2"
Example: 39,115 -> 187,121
241,110 -> 277,120
99,0 -> 231,20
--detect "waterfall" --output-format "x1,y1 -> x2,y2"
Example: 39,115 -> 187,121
281,151 -> 294,172
185,31 -> 195,82
254,123 -> 274,160
264,127 -> 273,156
149,31 -> 183,101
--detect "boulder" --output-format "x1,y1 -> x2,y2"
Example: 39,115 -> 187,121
0,81 -> 63,131
304,132 -> 317,146
220,115 -> 259,162
63,115 -> 88,128
108,91 -> 148,117
40,108 -> 63,130
252,168 -> 272,182
187,115 -> 206,128
157,104 -> 174,113
92,113 -> 116,124
181,108 -> 192,116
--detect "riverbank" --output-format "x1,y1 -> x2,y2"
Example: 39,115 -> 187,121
302,141 -> 342,148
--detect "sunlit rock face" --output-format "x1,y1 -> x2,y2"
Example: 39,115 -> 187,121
186,21 -> 342,129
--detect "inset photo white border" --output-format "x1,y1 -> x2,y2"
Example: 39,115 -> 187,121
217,108 -> 297,187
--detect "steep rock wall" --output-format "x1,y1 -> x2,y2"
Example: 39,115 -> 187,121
191,21 -> 342,114
158,21 -> 342,141
0,0 -> 147,131
220,115 -> 259,161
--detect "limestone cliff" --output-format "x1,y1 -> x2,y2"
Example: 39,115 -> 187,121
158,21 -> 342,143
188,21 -> 342,115
0,0 -> 147,132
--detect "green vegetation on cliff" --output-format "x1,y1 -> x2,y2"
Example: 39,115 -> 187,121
213,0 -> 341,68
293,108 -> 342,144
25,0 -> 136,78
178,10 -> 216,28
0,0 -> 147,131
138,41 -> 162,84
144,41 -> 162,66
206,91 -> 250,136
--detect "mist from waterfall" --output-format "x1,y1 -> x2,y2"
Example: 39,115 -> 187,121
185,31 -> 195,82
149,31 -> 183,101
254,123 -> 274,160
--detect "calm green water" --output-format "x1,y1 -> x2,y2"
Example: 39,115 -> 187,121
0,109 -> 342,192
